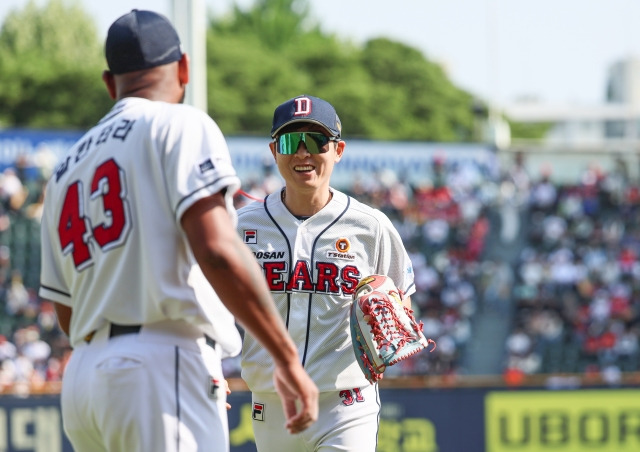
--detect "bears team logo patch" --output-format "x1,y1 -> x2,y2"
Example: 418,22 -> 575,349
252,403 -> 265,421
327,238 -> 355,260
244,230 -> 257,244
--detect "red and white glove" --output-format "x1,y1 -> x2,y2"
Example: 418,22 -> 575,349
350,275 -> 436,384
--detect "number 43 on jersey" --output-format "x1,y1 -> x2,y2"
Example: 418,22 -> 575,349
58,158 -> 132,271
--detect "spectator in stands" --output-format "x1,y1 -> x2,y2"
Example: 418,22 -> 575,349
482,260 -> 514,314
529,166 -> 558,213
5,269 -> 28,317
504,151 -> 532,205
19,326 -> 51,376
0,168 -> 28,213
0,334 -> 16,362
504,326 -> 541,374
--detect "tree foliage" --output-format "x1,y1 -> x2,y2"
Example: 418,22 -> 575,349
0,0 -> 485,141
508,120 -> 552,141
208,0 -> 479,140
0,0 -> 110,129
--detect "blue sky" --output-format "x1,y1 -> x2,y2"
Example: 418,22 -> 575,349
1,0 -> 639,107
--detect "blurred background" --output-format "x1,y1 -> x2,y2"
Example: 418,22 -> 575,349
1,1 -> 640,451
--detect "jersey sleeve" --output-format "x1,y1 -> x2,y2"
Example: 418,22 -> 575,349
38,182 -> 72,305
162,106 -> 241,223
374,210 -> 416,299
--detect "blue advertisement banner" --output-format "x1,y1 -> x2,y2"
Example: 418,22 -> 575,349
225,389 -> 487,452
0,394 -> 72,452
0,129 -> 495,189
0,389 -> 487,452
2,388 -> 640,452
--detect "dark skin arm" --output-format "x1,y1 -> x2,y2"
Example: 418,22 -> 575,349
52,302 -> 71,336
47,192 -> 318,432
181,192 -> 318,434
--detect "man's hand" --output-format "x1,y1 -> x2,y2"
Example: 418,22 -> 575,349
273,362 -> 319,434
225,379 -> 231,410
182,194 -> 319,432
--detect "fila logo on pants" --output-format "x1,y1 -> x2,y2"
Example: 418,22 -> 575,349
252,403 -> 265,421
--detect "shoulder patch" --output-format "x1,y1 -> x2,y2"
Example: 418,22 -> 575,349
199,159 -> 215,173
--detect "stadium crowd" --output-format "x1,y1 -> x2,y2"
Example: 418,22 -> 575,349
1,146 -> 639,393
0,154 -> 65,394
504,156 -> 640,384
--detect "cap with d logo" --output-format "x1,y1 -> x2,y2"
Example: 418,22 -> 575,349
271,95 -> 342,138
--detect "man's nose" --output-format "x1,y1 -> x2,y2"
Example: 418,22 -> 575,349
295,142 -> 311,156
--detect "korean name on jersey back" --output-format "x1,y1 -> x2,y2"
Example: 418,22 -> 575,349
54,117 -> 136,183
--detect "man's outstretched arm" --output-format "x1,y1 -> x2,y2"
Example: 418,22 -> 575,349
181,192 -> 318,434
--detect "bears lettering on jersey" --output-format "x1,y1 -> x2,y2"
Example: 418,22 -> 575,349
263,260 -> 360,296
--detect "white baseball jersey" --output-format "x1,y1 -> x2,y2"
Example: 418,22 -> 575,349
237,188 -> 415,392
39,97 -> 242,355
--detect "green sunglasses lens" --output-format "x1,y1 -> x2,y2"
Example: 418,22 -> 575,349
277,133 -> 331,154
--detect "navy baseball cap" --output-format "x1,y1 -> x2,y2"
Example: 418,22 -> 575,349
105,10 -> 183,74
271,95 -> 342,138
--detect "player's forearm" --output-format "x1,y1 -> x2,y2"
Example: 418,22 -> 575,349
52,301 -> 72,336
203,233 -> 300,366
181,195 -> 299,367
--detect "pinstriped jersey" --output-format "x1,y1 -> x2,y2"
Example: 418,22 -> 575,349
39,97 -> 242,355
238,188 -> 415,392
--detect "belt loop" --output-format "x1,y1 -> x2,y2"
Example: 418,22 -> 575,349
84,330 -> 96,343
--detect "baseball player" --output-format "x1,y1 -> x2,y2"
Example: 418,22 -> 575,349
38,11 -> 317,452
237,94 -> 416,451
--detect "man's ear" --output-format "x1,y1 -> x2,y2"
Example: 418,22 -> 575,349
334,140 -> 346,162
102,70 -> 116,100
178,53 -> 190,86
269,141 -> 277,160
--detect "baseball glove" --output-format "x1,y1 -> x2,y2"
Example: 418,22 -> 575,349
350,275 -> 436,384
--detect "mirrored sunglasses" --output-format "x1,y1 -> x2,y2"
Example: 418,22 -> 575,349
276,132 -> 338,155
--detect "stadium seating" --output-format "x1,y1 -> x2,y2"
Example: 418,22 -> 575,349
2,151 -> 639,391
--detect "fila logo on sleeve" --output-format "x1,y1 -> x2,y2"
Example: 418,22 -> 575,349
244,230 -> 257,244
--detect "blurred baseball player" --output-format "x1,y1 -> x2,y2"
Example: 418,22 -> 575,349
237,95 -> 415,451
38,10 -> 317,452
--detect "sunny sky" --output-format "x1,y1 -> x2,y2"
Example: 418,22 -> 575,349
1,0 -> 640,108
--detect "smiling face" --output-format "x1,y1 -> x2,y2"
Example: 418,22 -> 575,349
269,123 -> 345,198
